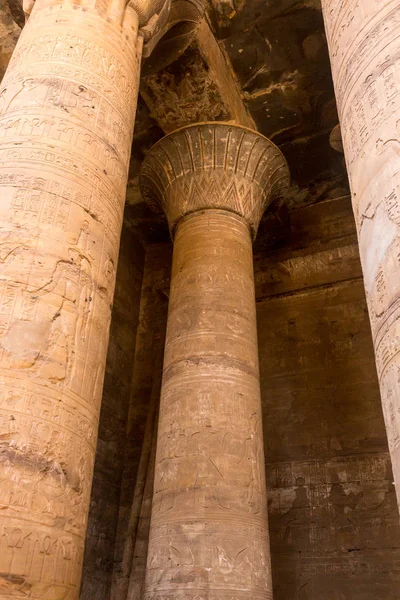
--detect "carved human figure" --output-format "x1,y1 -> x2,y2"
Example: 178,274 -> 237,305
321,0 -> 400,509
26,247 -> 93,383
141,123 -> 290,599
0,0 -> 169,595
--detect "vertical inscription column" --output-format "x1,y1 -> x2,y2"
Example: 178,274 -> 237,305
140,123 -> 290,600
321,0 -> 400,508
0,0 -> 165,596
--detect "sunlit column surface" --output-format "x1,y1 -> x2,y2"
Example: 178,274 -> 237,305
322,0 -> 400,510
0,0 -> 165,595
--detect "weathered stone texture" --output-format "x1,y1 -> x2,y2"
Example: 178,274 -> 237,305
80,226 -> 144,600
256,196 -> 400,599
111,244 -> 170,600
107,196 -> 400,599
321,0 -> 400,509
0,0 -> 144,594
1,0 -> 400,597
140,18 -> 254,133
141,123 -> 290,600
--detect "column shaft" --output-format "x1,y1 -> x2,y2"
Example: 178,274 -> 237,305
144,209 -> 272,598
321,0 -> 400,507
0,1 -> 141,596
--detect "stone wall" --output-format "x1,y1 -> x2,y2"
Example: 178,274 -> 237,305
256,196 -> 400,599
111,244 -> 170,599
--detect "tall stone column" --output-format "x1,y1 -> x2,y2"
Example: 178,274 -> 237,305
321,0 -> 400,508
140,123 -> 290,599
0,0 -> 166,596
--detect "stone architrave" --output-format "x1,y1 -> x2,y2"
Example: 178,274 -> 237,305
321,0 -> 400,508
140,122 -> 290,599
0,0 -> 167,596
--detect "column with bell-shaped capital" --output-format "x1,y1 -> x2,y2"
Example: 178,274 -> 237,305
0,0 -> 168,596
140,123 -> 290,600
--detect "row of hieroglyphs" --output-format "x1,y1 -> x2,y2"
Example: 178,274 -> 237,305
0,385 -> 96,447
4,26 -> 137,116
267,454 -> 391,489
171,262 -> 254,297
0,421 -> 93,533
324,0 -> 398,74
160,383 -> 260,424
339,57 -> 399,166
301,560 -> 400,576
0,163 -> 123,245
0,114 -> 127,186
0,77 -> 132,166
145,530 -> 270,591
144,596 -> 270,600
0,525 -> 83,586
153,416 -> 265,515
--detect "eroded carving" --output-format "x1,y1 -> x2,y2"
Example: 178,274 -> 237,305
322,0 -> 400,508
0,0 -> 145,595
141,124 -> 289,598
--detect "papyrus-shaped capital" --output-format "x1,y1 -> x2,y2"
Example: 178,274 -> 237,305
140,122 -> 290,239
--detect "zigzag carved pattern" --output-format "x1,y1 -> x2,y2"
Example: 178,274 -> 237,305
140,123 -> 290,238
169,171 -> 264,235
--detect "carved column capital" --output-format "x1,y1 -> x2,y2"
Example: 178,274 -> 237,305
128,0 -> 167,24
140,122 -> 290,238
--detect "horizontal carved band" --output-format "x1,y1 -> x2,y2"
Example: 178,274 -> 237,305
140,122 -> 290,238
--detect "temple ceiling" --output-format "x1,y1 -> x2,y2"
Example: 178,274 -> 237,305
0,0 -> 350,248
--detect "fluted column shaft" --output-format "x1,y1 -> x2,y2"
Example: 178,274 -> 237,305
0,0 -> 165,596
140,123 -> 290,599
321,0 -> 400,508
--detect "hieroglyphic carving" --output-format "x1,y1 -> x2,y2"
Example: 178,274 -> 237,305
0,0 -> 152,595
268,454 -> 394,549
141,124 -> 290,599
321,0 -> 400,508
0,524 -> 84,595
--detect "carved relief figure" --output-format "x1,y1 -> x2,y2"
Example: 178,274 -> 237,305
28,246 -> 94,384
280,477 -> 311,549
142,123 -> 289,598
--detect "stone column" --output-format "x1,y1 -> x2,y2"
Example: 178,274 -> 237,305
0,0 -> 166,596
140,123 -> 290,599
321,0 -> 400,508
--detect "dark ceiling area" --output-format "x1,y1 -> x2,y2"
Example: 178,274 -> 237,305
1,0 -> 350,248
126,0 -> 349,247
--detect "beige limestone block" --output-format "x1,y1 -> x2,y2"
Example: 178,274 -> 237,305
140,123 -> 290,599
0,0 -> 162,596
321,0 -> 400,509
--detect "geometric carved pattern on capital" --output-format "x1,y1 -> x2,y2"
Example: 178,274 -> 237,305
322,0 -> 400,509
0,0 -> 149,595
140,122 -> 290,238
